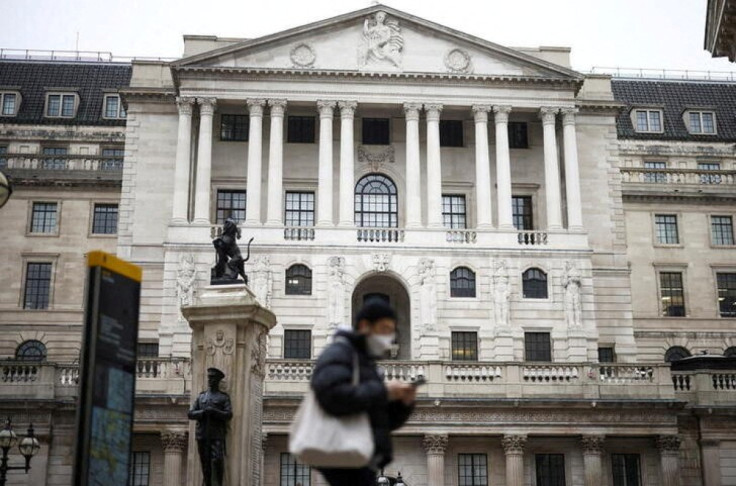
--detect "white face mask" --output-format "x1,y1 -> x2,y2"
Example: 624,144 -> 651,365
366,333 -> 395,357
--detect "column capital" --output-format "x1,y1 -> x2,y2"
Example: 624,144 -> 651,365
422,434 -> 449,454
472,104 -> 492,122
502,434 -> 527,454
561,107 -> 579,125
539,106 -> 560,125
176,96 -> 195,116
656,435 -> 681,454
262,432 -> 269,451
424,103 -> 443,121
403,102 -> 422,121
160,430 -> 188,452
317,100 -> 336,118
580,435 -> 605,454
338,100 -> 358,118
197,97 -> 217,115
247,98 -> 266,116
493,105 -> 512,123
268,99 -> 287,117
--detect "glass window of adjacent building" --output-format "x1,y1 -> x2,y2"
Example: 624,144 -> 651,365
15,340 -> 47,361
687,111 -> 716,134
612,454 -> 642,486
103,94 -> 125,119
46,93 -> 77,118
698,161 -> 722,184
512,196 -> 533,230
598,347 -> 615,363
285,192 -> 315,227
362,118 -> 390,145
284,330 -> 312,359
508,122 -> 529,149
525,332 -> 551,362
220,114 -> 249,141
287,116 -> 316,143
285,264 -> 312,296
634,109 -> 662,132
354,173 -> 398,228
0,146 -> 7,169
717,273 -> 736,318
535,454 -> 565,486
280,453 -> 311,486
24,262 -> 52,310
450,267 -> 476,298
129,451 -> 151,486
654,214 -> 679,244
659,272 -> 685,317
442,195 -> 467,229
216,190 -> 246,223
643,161 -> 667,183
711,216 -> 735,246
457,453 -> 488,486
30,202 -> 58,234
42,146 -> 67,170
522,268 -> 548,299
92,203 -> 119,235
137,342 -> 159,357
440,120 -> 463,147
0,92 -> 20,116
101,148 -> 124,171
451,332 -> 478,361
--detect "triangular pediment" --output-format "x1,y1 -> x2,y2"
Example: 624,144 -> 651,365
172,5 -> 581,80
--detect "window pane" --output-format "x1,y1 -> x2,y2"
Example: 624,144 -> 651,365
2,93 -> 16,115
129,451 -> 150,486
355,174 -> 398,228
280,453 -> 311,486
698,162 -> 722,184
47,95 -> 60,116
598,347 -> 615,363
508,122 -> 528,149
362,118 -> 390,145
635,111 -> 648,131
216,190 -> 247,223
660,272 -> 685,317
612,454 -> 641,486
512,196 -> 533,230
525,332 -> 551,362
287,116 -> 316,143
654,214 -> 678,244
285,264 -> 312,296
440,120 -> 463,147
458,454 -> 487,486
717,273 -> 736,318
450,267 -> 476,298
643,161 -> 666,183
24,262 -> 52,310
105,96 -> 119,118
536,454 -> 566,486
702,112 -> 715,133
523,268 -> 548,299
16,340 -> 47,361
220,114 -> 249,141
31,202 -> 58,233
101,148 -> 124,171
0,146 -> 6,169
42,146 -> 67,170
689,112 -> 701,133
92,203 -> 119,234
61,95 -> 75,117
284,330 -> 312,359
451,332 -> 478,361
442,195 -> 467,229
137,343 -> 159,357
285,192 -> 315,227
648,111 -> 661,131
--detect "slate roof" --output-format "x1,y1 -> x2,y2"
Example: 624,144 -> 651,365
0,60 -> 132,126
611,79 -> 736,142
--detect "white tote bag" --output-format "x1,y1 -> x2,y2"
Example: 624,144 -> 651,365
288,342 -> 375,468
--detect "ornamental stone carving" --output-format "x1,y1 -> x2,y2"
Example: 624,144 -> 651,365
422,434 -> 448,454
580,435 -> 605,454
502,435 -> 527,454
563,261 -> 583,328
206,329 -> 235,390
176,253 -> 197,322
328,257 -> 346,330
358,11 -> 403,69
493,260 -> 511,328
290,43 -> 316,68
317,100 -> 336,118
161,430 -> 188,452
418,258 -> 437,332
197,97 -> 217,116
338,100 -> 358,118
445,48 -> 473,74
357,144 -> 395,172
246,98 -> 266,117
251,255 -> 272,309
493,105 -> 512,123
656,435 -> 682,453
251,328 -> 268,377
372,253 -> 391,273
176,96 -> 195,116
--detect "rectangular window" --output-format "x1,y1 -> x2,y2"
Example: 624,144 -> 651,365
92,203 -> 119,235
285,191 -> 315,227
457,453 -> 488,486
508,122 -> 529,149
643,161 -> 667,183
30,202 -> 58,233
362,118 -> 390,145
717,273 -> 736,318
42,147 -> 67,170
512,196 -> 533,230
0,146 -> 6,169
525,332 -> 552,362
442,195 -> 467,229
62,95 -> 75,117
287,116 -> 316,143
611,454 -> 641,486
104,95 -> 124,119
654,214 -> 679,244
216,190 -> 247,224
711,216 -> 735,246
129,451 -> 151,486
280,453 -> 311,486
634,109 -> 662,132
451,332 -> 478,361
440,120 -> 464,147
688,111 -> 716,134
698,162 -> 722,185
24,262 -> 52,310
101,148 -> 124,171
535,454 -> 566,486
136,343 -> 159,358
220,114 -> 249,141
598,347 -> 615,363
284,330 -> 312,359
660,272 -> 685,317
46,94 -> 76,118
1,93 -> 17,116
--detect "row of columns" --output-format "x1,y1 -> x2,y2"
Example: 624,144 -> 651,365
171,97 -> 584,231
421,433 -> 682,486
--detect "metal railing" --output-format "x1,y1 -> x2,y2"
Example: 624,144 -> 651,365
590,66 -> 736,82
0,48 -> 176,64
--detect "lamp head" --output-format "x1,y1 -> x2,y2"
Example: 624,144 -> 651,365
0,171 -> 12,209
19,423 -> 40,458
0,418 -> 18,449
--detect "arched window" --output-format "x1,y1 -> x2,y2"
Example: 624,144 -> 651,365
522,268 -> 548,299
725,347 -> 736,358
665,346 -> 691,363
450,267 -> 476,298
354,174 -> 398,228
15,340 -> 47,361
285,264 -> 312,295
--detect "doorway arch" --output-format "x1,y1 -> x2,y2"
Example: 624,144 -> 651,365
351,273 -> 411,360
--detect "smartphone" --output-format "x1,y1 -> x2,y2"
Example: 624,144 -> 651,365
411,376 -> 427,388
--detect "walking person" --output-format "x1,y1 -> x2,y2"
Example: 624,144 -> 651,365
311,298 -> 416,486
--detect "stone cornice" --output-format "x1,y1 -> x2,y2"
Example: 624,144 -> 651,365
120,88 -> 177,108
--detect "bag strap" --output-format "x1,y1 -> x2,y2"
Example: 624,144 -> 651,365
335,336 -> 360,386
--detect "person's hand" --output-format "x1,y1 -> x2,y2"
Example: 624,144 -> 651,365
386,380 -> 416,405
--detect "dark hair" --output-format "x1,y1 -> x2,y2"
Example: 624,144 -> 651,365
354,298 -> 397,329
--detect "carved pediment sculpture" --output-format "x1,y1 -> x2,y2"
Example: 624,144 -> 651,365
358,11 -> 403,69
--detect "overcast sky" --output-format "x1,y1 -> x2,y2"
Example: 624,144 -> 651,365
2,0 -> 735,74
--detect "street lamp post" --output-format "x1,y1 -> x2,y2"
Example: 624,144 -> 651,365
0,418 -> 41,486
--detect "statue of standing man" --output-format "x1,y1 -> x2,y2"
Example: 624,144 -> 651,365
188,368 -> 233,486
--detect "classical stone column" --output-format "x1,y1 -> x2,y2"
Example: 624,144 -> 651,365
265,99 -> 287,226
338,101 -> 358,227
161,430 -> 188,486
245,99 -> 266,226
657,435 -> 682,486
562,107 -> 584,231
472,104 -> 493,229
700,438 -> 721,486
502,434 -> 526,486
493,106 -> 513,229
404,102 -> 422,228
580,435 -> 605,486
317,101 -> 336,226
423,434 -> 448,486
425,103 -> 444,228
172,97 -> 195,223
540,107 -> 563,230
193,97 -> 216,224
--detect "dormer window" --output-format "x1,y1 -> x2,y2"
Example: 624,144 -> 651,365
633,109 -> 663,133
103,94 -> 126,119
686,110 -> 716,134
46,93 -> 78,118
0,92 -> 21,116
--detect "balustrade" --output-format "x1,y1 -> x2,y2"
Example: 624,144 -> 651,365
522,365 -> 579,382
446,230 -> 477,244
621,167 -> 736,186
517,231 -> 548,246
2,154 -> 123,172
356,227 -> 405,243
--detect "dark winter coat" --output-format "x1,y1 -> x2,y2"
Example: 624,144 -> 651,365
311,329 -> 414,469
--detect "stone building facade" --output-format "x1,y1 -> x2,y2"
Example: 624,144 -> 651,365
0,4 -> 735,486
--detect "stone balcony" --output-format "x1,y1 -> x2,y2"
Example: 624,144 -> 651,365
1,153 -> 123,184
620,167 -> 736,197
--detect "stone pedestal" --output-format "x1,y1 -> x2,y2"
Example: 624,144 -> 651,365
183,284 -> 277,486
